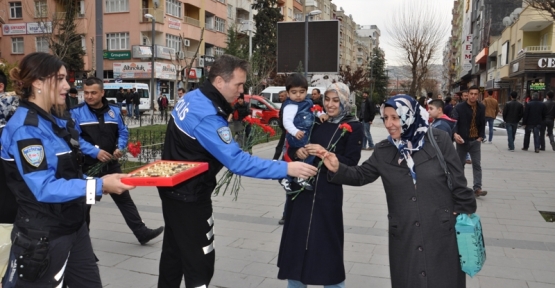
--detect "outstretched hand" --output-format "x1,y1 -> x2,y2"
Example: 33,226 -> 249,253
287,162 -> 318,179
101,174 -> 135,194
321,152 -> 340,173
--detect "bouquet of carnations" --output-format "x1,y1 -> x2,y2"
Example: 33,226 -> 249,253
85,141 -> 141,177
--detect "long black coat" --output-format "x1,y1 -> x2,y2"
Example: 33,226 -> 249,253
277,119 -> 363,285
330,129 -> 477,288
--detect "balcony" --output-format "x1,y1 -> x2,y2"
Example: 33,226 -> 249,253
523,46 -> 551,53
140,8 -> 164,23
184,16 -> 200,26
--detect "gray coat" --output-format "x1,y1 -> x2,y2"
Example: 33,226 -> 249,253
331,129 -> 477,288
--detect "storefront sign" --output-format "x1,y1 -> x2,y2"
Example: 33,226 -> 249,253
462,35 -> 472,72
168,17 -> 181,30
155,45 -> 176,60
27,22 -> 52,34
2,23 -> 27,35
530,82 -> 545,90
113,62 -> 152,79
512,62 -> 519,73
538,58 -> 555,68
103,50 -> 131,60
155,63 -> 177,80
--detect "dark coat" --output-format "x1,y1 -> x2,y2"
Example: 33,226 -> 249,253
523,99 -> 545,126
452,101 -> 486,141
330,129 -> 476,288
363,97 -> 376,122
277,118 -> 363,285
545,99 -> 555,120
503,99 -> 524,124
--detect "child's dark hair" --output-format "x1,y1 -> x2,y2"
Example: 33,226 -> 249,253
429,99 -> 444,111
285,73 -> 308,92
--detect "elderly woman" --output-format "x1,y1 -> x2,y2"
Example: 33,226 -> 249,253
277,82 -> 363,288
317,95 -> 477,288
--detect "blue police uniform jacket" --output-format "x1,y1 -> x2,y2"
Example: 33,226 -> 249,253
0,101 -> 103,237
70,98 -> 128,170
159,82 -> 288,201
283,98 -> 314,148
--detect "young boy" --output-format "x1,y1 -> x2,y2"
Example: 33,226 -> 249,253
279,74 -> 326,191
428,99 -> 457,139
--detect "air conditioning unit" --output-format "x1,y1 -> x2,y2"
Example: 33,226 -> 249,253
177,51 -> 185,59
183,39 -> 190,47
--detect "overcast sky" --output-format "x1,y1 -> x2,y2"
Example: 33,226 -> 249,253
332,0 -> 454,67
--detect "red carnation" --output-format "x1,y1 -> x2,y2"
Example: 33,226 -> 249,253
310,105 -> 323,113
338,123 -> 352,133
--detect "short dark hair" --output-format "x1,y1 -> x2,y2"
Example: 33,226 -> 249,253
427,92 -> 433,98
487,90 -> 493,96
69,87 -> 78,94
429,99 -> 444,110
84,77 -> 104,90
312,88 -> 320,94
208,54 -> 249,83
547,91 -> 554,99
178,88 -> 186,93
362,91 -> 369,96
444,96 -> 452,104
510,91 -> 518,99
285,73 -> 308,91
238,94 -> 244,100
532,92 -> 539,99
119,87 -> 123,91
468,85 -> 479,92
0,70 -> 7,91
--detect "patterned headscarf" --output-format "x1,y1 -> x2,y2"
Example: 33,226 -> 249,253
0,93 -> 19,126
324,82 -> 352,124
380,95 -> 429,186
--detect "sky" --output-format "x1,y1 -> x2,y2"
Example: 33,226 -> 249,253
331,0 -> 454,67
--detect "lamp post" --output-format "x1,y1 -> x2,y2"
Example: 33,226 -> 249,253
304,9 -> 322,78
145,13 -> 156,125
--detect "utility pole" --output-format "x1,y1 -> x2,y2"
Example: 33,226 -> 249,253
95,0 -> 103,79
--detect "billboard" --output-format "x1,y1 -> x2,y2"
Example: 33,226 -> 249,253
277,20 -> 339,74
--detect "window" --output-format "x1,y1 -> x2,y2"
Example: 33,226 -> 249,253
205,16 -> 214,30
78,0 -> 85,17
166,0 -> 182,18
35,0 -> 48,18
227,5 -> 234,19
216,0 -> 225,3
12,37 -> 24,54
105,0 -> 128,13
166,34 -> 181,52
106,32 -> 129,50
215,47 -> 225,56
81,35 -> 87,51
36,37 -> 49,53
295,13 -> 303,21
288,8 -> 292,19
215,17 -> 226,33
9,2 -> 22,19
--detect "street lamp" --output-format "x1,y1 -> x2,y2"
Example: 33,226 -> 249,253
144,13 -> 156,124
304,9 -> 322,78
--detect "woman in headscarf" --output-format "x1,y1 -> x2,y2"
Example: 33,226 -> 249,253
277,82 -> 363,288
315,95 -> 477,288
0,91 -> 19,223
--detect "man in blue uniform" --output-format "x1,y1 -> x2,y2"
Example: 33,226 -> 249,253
157,55 -> 318,288
70,77 -> 163,244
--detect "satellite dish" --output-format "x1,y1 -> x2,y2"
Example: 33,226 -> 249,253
153,0 -> 159,9
503,17 -> 512,27
514,8 -> 523,15
510,12 -> 518,22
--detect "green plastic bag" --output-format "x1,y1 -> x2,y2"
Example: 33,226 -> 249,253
0,224 -> 13,278
455,213 -> 486,277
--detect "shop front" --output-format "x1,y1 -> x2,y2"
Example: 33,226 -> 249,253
112,61 -> 178,104
509,53 -> 555,101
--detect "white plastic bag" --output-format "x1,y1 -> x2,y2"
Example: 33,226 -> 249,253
0,224 -> 13,279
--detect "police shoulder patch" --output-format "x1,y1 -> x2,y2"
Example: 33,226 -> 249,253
217,126 -> 232,144
108,110 -> 116,119
22,145 -> 44,167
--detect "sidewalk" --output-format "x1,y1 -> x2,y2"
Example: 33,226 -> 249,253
89,122 -> 555,288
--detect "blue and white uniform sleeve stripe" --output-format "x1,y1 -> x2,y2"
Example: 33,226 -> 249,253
193,116 -> 288,179
117,108 -> 129,150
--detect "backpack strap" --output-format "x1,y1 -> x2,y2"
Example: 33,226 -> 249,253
427,126 -> 453,191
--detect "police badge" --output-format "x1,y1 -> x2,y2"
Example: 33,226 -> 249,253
217,127 -> 232,144
22,145 -> 45,167
108,110 -> 115,119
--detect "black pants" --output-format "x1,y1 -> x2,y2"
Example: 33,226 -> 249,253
540,119 -> 555,149
2,224 -> 101,288
158,192 -> 215,288
85,162 -> 146,237
523,124 -> 542,150
273,128 -> 286,160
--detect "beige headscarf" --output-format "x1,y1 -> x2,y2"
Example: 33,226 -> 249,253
324,82 -> 352,123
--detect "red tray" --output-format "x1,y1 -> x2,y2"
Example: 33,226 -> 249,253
121,160 -> 209,187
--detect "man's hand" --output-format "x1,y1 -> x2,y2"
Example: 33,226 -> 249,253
287,162 -> 318,179
101,174 -> 135,194
322,152 -> 340,173
295,130 -> 305,140
295,147 -> 308,160
113,149 -> 123,159
97,149 -> 112,162
476,137 -> 483,142
304,144 -> 326,157
453,133 -> 465,144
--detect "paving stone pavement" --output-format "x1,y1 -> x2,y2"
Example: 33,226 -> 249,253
89,122 -> 555,288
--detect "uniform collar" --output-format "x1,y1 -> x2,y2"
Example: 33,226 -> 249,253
199,81 -> 233,117
87,98 -> 110,115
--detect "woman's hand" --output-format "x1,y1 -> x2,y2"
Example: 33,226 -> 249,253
295,147 -> 309,160
101,174 -> 136,194
304,144 -> 326,157
322,152 -> 340,173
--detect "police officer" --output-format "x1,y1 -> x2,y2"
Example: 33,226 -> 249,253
70,77 -> 163,244
157,54 -> 317,288
1,52 -> 133,287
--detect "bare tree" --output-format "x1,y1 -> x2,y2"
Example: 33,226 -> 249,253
523,0 -> 555,20
168,28 -> 205,95
387,0 -> 448,98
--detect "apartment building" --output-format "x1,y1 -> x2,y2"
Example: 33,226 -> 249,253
0,0 -> 228,99
335,6 -> 357,68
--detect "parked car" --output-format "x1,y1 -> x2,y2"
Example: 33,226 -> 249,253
230,95 -> 280,126
486,117 -> 525,136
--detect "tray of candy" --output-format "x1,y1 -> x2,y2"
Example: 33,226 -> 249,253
121,160 -> 209,186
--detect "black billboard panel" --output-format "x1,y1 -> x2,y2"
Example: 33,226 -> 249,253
277,20 -> 339,74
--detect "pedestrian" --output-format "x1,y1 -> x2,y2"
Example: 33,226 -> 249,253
522,92 -> 546,153
272,90 -> 288,161
319,94 -> 476,288
227,94 -> 252,149
156,54 -> 317,288
452,90 -> 472,164
0,52 -> 134,288
132,87 -> 140,119
483,90 -> 499,144
359,91 -> 376,150
429,99 -> 456,138
116,86 -> 125,111
311,88 -> 323,107
502,91 -> 524,151
125,88 -> 133,118
65,87 -> 79,110
453,85 -> 488,197
177,87 -> 186,99
277,82 -> 363,288
70,77 -> 164,245
426,92 -> 433,104
542,91 -> 555,151
443,95 -> 454,118
158,93 -> 169,121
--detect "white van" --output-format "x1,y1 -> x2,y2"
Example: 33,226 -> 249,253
103,83 -> 151,113
260,86 -> 326,108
